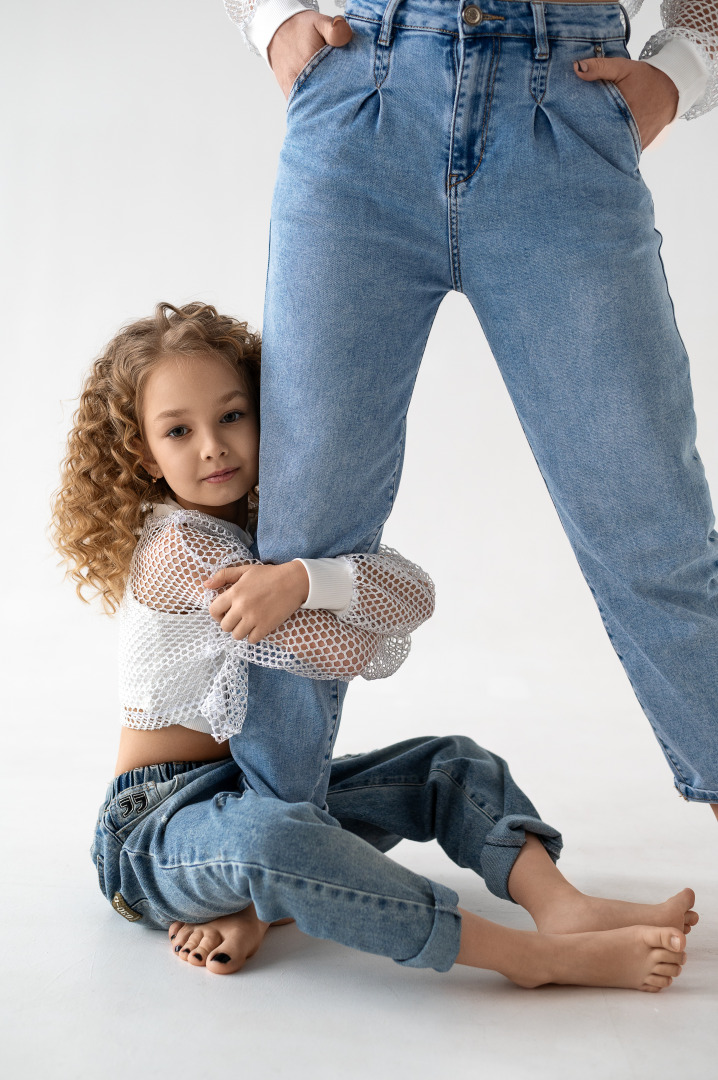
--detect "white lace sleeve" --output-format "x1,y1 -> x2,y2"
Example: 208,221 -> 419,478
238,545 -> 434,683
640,0 -> 718,118
224,0 -> 319,58
336,546 -> 436,635
121,513 -> 434,742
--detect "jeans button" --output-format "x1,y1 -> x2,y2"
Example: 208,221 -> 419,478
463,6 -> 483,25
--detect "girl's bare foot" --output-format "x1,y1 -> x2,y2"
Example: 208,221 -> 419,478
168,905 -> 282,975
534,885 -> 698,937
507,835 -> 698,936
457,911 -> 687,992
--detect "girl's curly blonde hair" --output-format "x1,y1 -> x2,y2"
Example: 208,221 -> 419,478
51,302 -> 261,613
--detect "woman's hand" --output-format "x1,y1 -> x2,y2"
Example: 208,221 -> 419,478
205,562 -> 310,643
267,10 -> 352,99
574,57 -> 679,149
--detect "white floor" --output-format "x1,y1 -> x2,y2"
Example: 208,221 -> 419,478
4,4 -> 718,1069
5,630 -> 718,1079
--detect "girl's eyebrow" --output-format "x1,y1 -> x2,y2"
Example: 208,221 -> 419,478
153,389 -> 249,423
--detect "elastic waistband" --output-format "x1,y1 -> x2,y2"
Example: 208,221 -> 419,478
345,0 -> 628,40
109,759 -> 209,798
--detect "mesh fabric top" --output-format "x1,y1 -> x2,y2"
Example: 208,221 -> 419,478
119,507 -> 435,742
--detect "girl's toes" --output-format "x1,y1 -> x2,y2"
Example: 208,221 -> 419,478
169,921 -> 184,943
654,927 -> 686,953
206,949 -> 244,975
179,930 -> 203,960
654,962 -> 682,978
643,974 -> 673,990
172,926 -> 193,955
188,943 -> 209,967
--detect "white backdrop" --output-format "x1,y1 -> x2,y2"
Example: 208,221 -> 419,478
2,3 -> 718,1076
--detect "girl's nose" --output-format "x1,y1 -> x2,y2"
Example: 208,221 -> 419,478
200,430 -> 228,459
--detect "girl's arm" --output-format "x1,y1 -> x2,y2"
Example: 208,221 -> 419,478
205,546 -> 435,681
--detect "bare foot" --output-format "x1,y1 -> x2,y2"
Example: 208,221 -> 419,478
458,912 -> 688,992
534,885 -> 698,937
169,905 -> 279,975
530,925 -> 688,992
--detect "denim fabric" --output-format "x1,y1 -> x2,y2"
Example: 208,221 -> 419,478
246,0 -> 718,803
91,735 -> 562,971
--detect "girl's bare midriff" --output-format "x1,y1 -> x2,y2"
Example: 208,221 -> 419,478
115,725 -> 231,776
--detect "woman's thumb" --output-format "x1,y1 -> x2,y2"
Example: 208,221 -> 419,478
574,56 -> 630,82
321,14 -> 353,47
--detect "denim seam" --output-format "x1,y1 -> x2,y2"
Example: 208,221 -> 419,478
329,771 -> 501,826
138,856 -> 439,910
364,302 -> 442,549
451,35 -> 501,191
286,43 -> 334,110
310,679 -> 341,802
601,76 -> 641,160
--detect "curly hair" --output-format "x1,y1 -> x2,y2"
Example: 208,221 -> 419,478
51,302 -> 262,613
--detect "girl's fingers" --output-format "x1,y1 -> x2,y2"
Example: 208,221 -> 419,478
204,564 -> 251,589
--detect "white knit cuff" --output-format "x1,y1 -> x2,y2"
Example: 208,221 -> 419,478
245,0 -> 316,64
641,36 -> 710,119
296,558 -> 354,612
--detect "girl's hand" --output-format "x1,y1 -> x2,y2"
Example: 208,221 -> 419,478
574,57 -> 679,150
204,562 -> 310,643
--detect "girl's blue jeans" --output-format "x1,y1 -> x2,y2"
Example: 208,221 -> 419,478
91,735 -> 562,971
235,0 -> 718,805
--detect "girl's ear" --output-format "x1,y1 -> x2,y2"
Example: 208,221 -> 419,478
132,437 -> 162,481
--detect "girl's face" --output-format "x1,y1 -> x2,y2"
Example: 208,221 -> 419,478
140,352 -> 259,524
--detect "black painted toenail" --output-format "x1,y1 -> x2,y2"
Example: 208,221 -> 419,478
174,945 -> 181,952
182,948 -> 190,954
193,953 -> 202,960
170,934 -> 176,940
212,953 -> 231,964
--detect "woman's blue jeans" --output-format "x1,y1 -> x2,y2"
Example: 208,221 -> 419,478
91,735 -> 563,971
234,0 -> 718,805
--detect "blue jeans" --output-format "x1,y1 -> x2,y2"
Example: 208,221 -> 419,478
240,0 -> 718,804
91,735 -> 562,971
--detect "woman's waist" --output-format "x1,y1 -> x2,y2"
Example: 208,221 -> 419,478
344,0 -> 628,40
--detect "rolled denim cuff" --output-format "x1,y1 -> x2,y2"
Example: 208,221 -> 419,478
395,879 -> 462,972
480,815 -> 564,903
674,779 -> 718,803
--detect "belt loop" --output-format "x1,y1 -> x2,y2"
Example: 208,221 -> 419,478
619,4 -> 631,45
530,2 -> 549,61
375,0 -> 405,86
378,0 -> 405,46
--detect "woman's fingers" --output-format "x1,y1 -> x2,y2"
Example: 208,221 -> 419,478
573,56 -> 633,82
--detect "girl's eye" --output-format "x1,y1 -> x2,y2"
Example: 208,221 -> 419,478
221,410 -> 244,423
166,425 -> 188,438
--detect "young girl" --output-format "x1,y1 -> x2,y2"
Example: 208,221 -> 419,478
52,302 -> 697,990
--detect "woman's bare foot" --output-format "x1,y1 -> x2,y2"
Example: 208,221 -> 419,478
457,911 -> 687,992
168,905 -> 283,975
534,885 -> 698,937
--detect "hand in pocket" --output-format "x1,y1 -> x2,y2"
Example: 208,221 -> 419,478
268,10 -> 352,99
574,57 -> 678,149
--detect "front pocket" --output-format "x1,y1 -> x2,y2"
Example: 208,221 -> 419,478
601,76 -> 642,161
286,43 -> 334,110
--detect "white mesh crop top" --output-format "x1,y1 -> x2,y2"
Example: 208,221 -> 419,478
119,502 -> 435,742
224,0 -> 718,121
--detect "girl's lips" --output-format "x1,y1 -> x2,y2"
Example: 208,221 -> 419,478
203,468 -> 239,484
